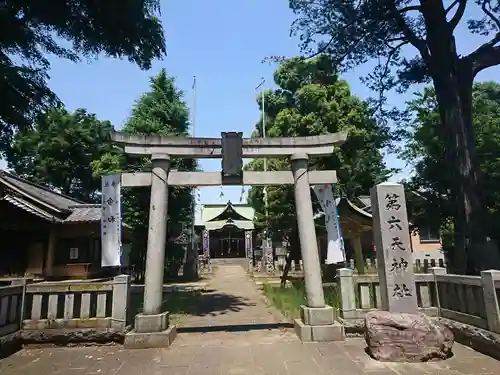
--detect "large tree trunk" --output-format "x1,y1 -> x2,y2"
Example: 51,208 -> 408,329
431,61 -> 500,273
420,0 -> 500,273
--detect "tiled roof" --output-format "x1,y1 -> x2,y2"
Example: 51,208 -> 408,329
313,198 -> 372,220
200,201 -> 254,224
0,171 -> 82,211
356,195 -> 371,209
2,194 -> 59,221
66,205 -> 130,228
204,220 -> 254,230
65,205 -> 102,223
1,172 -> 104,224
0,172 -> 132,231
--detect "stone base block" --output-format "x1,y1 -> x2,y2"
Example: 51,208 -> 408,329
134,312 -> 169,333
294,318 -> 345,342
300,305 -> 335,326
123,325 -> 177,349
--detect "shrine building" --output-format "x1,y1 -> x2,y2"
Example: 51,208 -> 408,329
195,201 -> 255,260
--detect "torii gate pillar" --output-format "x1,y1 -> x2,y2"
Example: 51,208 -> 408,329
143,154 -> 170,315
129,154 -> 174,343
290,153 -> 344,342
290,153 -> 325,307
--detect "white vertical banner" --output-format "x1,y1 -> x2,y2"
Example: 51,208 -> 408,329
101,174 -> 122,267
312,184 -> 345,264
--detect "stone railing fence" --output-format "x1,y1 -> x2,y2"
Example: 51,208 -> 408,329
346,256 -> 446,274
0,275 -> 130,354
337,267 -> 500,334
255,255 -> 446,275
0,284 -> 23,338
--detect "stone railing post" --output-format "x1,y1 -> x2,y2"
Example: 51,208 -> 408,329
112,274 -> 130,331
481,270 -> 500,333
10,277 -> 30,331
337,268 -> 356,319
430,267 -> 447,316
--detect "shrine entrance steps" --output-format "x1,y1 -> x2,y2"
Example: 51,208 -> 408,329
175,264 -> 295,345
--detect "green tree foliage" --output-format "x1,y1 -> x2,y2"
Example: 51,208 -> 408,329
288,0 -> 500,271
1,0 -> 166,154
7,108 -> 113,202
93,69 -> 197,281
401,82 -> 500,273
247,55 -> 391,257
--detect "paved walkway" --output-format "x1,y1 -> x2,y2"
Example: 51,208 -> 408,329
174,264 -> 294,346
0,265 -> 499,374
179,265 -> 285,327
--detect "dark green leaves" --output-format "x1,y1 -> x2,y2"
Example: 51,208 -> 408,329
0,0 -> 166,154
7,108 -> 114,202
247,56 -> 392,240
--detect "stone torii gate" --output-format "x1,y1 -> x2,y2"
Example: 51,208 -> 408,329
112,130 -> 348,347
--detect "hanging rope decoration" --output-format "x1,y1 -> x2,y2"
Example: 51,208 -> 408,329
195,187 -> 201,205
239,185 -> 246,203
219,185 -> 224,201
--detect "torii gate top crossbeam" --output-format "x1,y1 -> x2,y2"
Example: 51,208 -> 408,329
109,131 -> 347,158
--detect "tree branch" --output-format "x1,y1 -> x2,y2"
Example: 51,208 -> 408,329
383,41 -> 410,80
374,40 -> 410,113
390,4 -> 431,63
468,42 -> 500,76
481,0 -> 500,30
464,0 -> 500,75
303,3 -> 368,62
445,0 -> 460,14
303,36 -> 335,59
400,5 -> 421,13
466,30 -> 500,73
448,0 -> 467,31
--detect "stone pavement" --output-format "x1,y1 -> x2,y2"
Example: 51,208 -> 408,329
1,337 -> 498,375
178,264 -> 285,331
0,265 -> 499,374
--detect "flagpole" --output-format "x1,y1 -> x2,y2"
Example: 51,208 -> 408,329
190,76 -> 197,271
255,78 -> 270,250
192,76 -> 197,137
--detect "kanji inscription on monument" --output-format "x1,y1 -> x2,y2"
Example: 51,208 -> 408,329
370,182 -> 418,313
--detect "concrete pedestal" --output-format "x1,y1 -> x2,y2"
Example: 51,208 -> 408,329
135,312 -> 169,333
294,305 -> 345,342
124,312 -> 177,349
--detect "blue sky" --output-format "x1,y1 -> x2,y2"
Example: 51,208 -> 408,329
2,0 -> 499,208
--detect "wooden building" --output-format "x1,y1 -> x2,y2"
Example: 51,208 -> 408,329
0,171 -> 129,280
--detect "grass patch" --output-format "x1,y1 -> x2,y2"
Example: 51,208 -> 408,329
128,290 -> 204,326
263,281 -> 340,319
